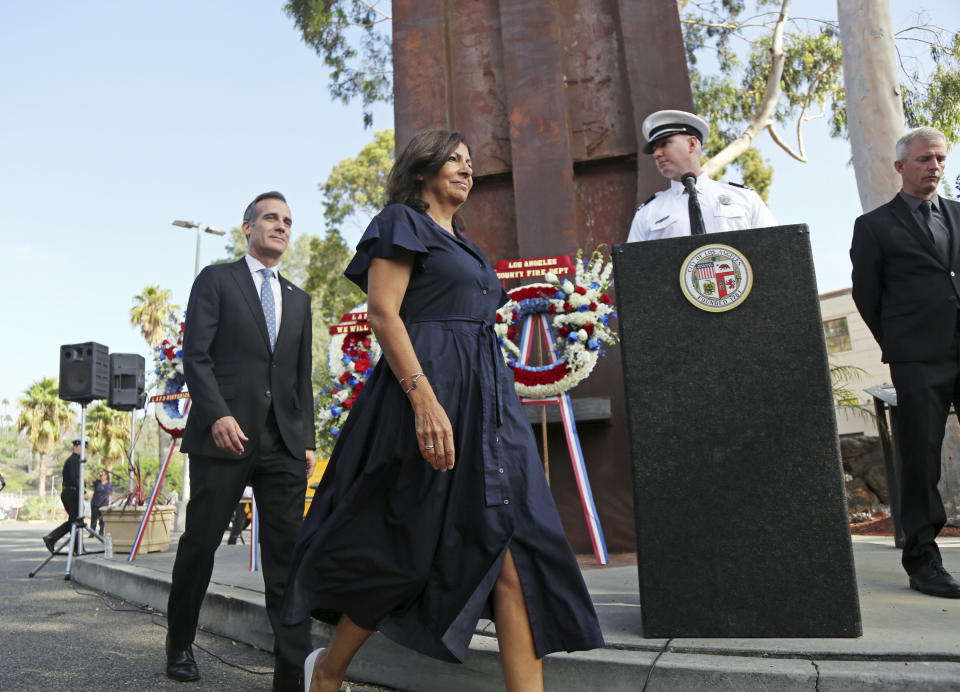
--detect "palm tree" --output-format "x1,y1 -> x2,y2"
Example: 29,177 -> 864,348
17,377 -> 75,497
1,397 -> 10,440
130,285 -> 180,348
87,403 -> 131,471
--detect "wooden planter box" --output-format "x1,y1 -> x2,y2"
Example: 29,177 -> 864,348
101,505 -> 175,554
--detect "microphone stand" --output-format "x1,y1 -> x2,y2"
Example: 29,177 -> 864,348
681,172 -> 707,236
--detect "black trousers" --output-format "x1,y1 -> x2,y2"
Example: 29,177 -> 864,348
91,504 -> 106,534
889,345 -> 960,574
166,409 -> 311,677
47,487 -> 80,544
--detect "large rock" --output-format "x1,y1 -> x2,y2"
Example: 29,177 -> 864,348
840,428 -> 960,528
941,419 -> 960,528
845,477 -> 879,514
840,436 -> 890,506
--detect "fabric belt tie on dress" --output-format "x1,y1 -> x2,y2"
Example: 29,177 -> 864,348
406,316 -> 507,507
405,316 -> 503,425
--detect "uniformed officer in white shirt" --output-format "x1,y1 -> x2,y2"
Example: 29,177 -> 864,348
627,110 -> 776,242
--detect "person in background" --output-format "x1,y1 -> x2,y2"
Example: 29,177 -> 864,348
42,439 -> 85,553
227,486 -> 253,545
851,125 -> 960,599
90,469 -> 113,535
626,109 -> 775,242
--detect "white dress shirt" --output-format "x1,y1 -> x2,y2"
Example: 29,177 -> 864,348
245,254 -> 283,331
627,173 -> 777,243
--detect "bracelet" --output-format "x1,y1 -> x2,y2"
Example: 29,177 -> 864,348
400,372 -> 425,394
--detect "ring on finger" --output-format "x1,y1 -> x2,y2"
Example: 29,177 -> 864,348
424,445 -> 434,450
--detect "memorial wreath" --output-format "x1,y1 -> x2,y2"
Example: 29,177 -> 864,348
493,248 -> 618,398
316,303 -> 381,437
153,320 -> 189,438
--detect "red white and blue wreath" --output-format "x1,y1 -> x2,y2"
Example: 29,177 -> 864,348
494,249 -> 618,398
153,320 -> 189,438
316,303 -> 381,437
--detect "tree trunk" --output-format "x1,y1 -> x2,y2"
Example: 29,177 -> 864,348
838,0 -> 904,212
37,452 -> 47,497
703,0 -> 791,176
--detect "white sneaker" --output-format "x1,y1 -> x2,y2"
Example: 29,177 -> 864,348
303,648 -> 326,692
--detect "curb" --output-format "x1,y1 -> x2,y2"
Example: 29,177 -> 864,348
73,556 -> 960,691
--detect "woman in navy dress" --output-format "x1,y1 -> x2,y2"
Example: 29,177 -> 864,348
283,130 -> 603,692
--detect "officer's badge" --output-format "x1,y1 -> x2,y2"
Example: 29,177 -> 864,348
718,194 -> 733,205
679,244 -> 753,312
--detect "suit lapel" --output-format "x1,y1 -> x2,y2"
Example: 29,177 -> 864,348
941,196 -> 960,268
230,259 -> 272,351
274,273 -> 301,349
887,195 -> 946,268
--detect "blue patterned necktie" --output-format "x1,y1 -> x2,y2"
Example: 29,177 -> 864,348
259,268 -> 277,350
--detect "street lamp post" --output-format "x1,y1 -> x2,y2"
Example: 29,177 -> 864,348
172,220 -> 226,278
170,219 -> 226,531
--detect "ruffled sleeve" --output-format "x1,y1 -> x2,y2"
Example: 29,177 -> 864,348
344,204 -> 430,292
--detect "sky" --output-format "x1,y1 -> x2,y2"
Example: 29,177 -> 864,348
1,1 -> 956,412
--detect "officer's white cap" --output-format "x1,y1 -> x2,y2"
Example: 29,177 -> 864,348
641,110 -> 710,154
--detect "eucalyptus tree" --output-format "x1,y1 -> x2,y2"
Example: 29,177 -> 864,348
284,0 -> 958,201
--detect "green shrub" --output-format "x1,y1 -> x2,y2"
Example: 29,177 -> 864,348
18,496 -> 60,521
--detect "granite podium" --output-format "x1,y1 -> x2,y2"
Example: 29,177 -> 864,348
612,225 -> 862,638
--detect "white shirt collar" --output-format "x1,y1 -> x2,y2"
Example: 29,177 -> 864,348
245,254 -> 276,279
669,171 -> 708,196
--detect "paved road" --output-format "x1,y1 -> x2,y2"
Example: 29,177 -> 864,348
1,521 -> 394,692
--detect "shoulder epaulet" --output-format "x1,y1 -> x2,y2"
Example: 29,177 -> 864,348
727,181 -> 753,190
637,193 -> 657,209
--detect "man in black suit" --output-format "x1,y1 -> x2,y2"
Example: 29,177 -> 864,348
851,126 -> 960,599
42,439 -> 84,552
165,191 -> 316,688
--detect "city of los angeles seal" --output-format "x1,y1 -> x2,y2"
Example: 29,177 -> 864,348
679,244 -> 753,312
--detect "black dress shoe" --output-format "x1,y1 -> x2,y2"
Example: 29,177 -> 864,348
42,535 -> 55,553
909,561 -> 960,598
272,658 -> 304,692
166,637 -> 200,682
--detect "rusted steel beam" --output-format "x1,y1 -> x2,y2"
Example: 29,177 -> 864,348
618,0 -> 694,204
498,0 -> 579,258
392,0 -> 450,149
447,1 -> 512,177
557,0 -> 637,161
391,0 -> 694,553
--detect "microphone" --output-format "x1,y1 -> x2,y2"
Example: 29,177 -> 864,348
681,172 -> 706,235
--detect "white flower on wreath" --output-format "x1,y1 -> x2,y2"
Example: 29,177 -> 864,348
495,248 -> 618,398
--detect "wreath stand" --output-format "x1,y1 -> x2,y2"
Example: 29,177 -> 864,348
497,255 -> 610,566
127,392 -> 189,562
514,309 -> 609,565
133,391 -> 262,571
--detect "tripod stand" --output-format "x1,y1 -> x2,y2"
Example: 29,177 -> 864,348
29,402 -> 104,579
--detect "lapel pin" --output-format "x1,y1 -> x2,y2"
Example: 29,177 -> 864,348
286,285 -> 292,291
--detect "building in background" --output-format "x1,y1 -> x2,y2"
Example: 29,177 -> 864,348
820,288 -> 886,436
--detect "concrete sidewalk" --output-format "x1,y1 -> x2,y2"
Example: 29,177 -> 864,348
72,534 -> 960,690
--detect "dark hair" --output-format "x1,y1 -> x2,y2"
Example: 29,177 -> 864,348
386,130 -> 470,227
243,191 -> 287,225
